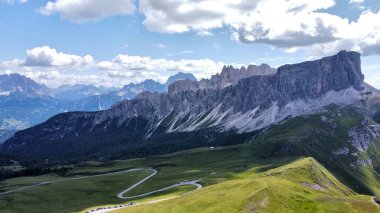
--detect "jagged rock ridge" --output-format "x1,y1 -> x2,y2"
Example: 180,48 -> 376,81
2,51 -> 368,158
169,64 -> 276,93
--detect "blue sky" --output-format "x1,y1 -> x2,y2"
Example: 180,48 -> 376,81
0,0 -> 379,88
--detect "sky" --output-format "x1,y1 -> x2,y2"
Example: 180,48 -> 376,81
0,0 -> 379,89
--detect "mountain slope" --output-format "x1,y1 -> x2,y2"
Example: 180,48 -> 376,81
168,64 -> 276,93
0,72 -> 197,130
2,51 -> 369,164
1,142 -> 379,213
114,158 -> 379,213
0,74 -> 59,130
0,73 -> 51,99
53,84 -> 111,101
249,104 -> 380,197
0,130 -> 16,144
64,73 -> 197,111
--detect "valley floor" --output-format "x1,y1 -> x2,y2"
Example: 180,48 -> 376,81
0,144 -> 379,213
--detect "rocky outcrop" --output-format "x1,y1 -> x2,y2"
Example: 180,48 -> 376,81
349,124 -> 380,151
169,64 -> 276,93
168,79 -> 199,93
0,129 -> 16,144
3,51 -> 366,154
333,147 -> 350,156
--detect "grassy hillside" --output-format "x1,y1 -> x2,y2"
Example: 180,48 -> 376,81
1,105 -> 380,212
1,146 -> 379,212
115,158 -> 379,213
250,105 -> 380,197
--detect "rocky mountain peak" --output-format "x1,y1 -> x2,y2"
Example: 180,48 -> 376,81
0,73 -> 51,97
3,51 -> 368,161
165,72 -> 197,86
169,63 -> 276,93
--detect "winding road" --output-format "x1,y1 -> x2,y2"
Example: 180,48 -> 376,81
0,168 -> 150,196
117,168 -> 202,199
0,168 -> 204,213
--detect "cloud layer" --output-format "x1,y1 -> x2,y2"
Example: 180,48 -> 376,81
2,1 -> 380,89
40,0 -> 136,23
36,0 -> 380,56
0,46 -> 224,88
22,46 -> 95,68
1,45 -> 379,89
2,0 -> 27,4
98,54 -> 224,81
138,0 -> 380,56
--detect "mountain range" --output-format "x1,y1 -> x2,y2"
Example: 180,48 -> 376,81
2,51 -> 380,212
53,84 -> 116,102
3,51 -> 378,166
64,73 -> 196,112
0,72 -> 198,132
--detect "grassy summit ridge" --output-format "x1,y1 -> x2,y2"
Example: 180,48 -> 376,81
115,158 -> 378,213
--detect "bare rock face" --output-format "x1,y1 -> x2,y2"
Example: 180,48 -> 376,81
168,64 -> 276,93
333,147 -> 350,156
215,64 -> 276,89
168,79 -> 199,93
349,124 -> 380,151
3,51 -> 366,153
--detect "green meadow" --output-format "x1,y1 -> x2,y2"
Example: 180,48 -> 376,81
1,106 -> 380,213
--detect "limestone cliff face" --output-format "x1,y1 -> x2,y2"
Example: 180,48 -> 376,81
113,50 -> 364,119
3,51 -> 366,150
168,64 -> 276,93
276,51 -> 363,101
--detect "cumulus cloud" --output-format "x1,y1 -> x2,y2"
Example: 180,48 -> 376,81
139,0 -> 337,45
0,46 -> 226,88
22,46 -> 95,68
140,0 -> 232,33
34,0 -> 380,57
0,46 -> 101,87
40,0 -> 136,23
23,71 -> 108,88
98,54 -> 225,81
139,0 -> 380,57
308,10 -> 380,56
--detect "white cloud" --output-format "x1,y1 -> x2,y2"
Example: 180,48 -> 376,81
157,43 -> 166,48
364,72 -> 380,89
12,54 -> 226,88
349,0 -> 364,4
165,50 -> 193,57
22,46 -> 95,68
139,0 -> 231,33
139,0 -> 380,57
40,0 -> 136,23
34,0 -> 380,57
1,47 -> 226,88
2,0 -> 27,4
308,10 -> 380,56
0,46 -> 100,88
98,54 -> 224,81
22,70 -> 108,88
139,0 -> 337,46
363,64 -> 380,89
